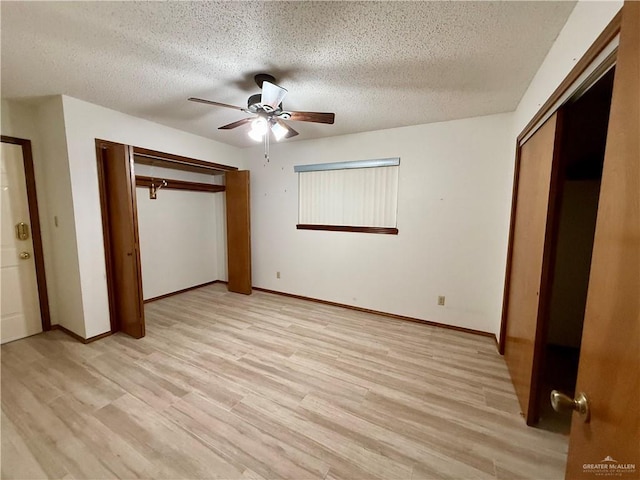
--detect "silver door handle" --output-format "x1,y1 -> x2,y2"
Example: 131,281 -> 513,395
551,390 -> 590,422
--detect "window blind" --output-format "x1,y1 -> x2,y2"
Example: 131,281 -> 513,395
296,159 -> 399,229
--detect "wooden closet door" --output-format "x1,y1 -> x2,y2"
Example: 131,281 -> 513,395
225,170 -> 252,294
96,140 -> 145,338
565,2 -> 639,476
503,113 -> 563,424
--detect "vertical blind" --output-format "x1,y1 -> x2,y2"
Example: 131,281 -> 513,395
296,159 -> 399,228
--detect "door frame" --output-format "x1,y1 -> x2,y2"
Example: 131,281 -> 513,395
1,135 -> 51,332
498,10 -> 622,354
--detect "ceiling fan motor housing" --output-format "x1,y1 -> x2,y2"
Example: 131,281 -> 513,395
248,93 -> 283,115
247,93 -> 262,112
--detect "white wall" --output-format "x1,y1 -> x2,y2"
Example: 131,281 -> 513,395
1,98 -> 86,336
246,113 -> 514,335
514,0 -> 622,133
37,98 -> 88,336
59,95 -> 243,338
134,164 -> 226,300
1,100 -> 41,152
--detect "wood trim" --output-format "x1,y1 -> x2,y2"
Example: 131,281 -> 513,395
133,146 -> 237,175
135,175 -> 225,193
1,135 -> 51,332
297,224 -> 399,235
498,141 -> 522,355
144,281 -> 220,303
51,324 -> 112,344
517,9 -> 622,144
252,287 -> 494,339
96,140 -> 119,333
128,145 -> 146,338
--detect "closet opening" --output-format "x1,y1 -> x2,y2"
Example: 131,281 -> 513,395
97,141 -> 249,339
536,67 -> 615,433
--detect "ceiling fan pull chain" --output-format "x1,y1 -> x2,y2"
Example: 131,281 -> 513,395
265,129 -> 270,162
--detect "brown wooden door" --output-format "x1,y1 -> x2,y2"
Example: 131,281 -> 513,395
96,140 -> 145,338
503,113 -> 563,425
565,2 -> 639,477
226,170 -> 252,294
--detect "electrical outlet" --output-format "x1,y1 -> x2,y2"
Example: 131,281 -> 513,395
276,271 -> 281,279
437,296 -> 445,306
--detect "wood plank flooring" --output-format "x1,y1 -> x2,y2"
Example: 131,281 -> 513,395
1,284 -> 569,479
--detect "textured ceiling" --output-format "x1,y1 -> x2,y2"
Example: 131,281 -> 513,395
1,1 -> 576,148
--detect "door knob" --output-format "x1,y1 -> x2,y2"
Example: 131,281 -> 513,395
550,390 -> 590,422
19,251 -> 31,260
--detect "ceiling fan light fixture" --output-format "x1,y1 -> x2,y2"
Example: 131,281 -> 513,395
188,73 -> 334,158
248,129 -> 264,142
271,121 -> 287,141
248,117 -> 268,141
251,117 -> 268,134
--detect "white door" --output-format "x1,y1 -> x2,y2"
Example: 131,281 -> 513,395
0,142 -> 42,343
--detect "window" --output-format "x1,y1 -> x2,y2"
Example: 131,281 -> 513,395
294,158 -> 399,234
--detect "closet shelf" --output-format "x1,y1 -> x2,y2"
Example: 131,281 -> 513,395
135,175 -> 225,193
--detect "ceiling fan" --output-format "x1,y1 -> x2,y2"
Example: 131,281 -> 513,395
188,74 -> 335,159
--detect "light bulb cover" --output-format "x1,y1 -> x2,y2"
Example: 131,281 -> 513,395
248,128 -> 264,142
271,121 -> 288,141
251,117 -> 268,135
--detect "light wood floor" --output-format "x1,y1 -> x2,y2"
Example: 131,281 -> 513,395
1,284 -> 568,479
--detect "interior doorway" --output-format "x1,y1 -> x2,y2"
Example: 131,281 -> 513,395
536,68 -> 615,433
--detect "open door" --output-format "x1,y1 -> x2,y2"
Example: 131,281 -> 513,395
225,170 -> 252,294
502,112 -> 563,424
96,140 -> 145,338
564,2 -> 639,476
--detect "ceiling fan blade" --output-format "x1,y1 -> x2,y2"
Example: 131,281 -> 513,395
218,118 -> 253,130
287,111 -> 335,124
274,119 -> 299,139
261,81 -> 288,110
188,97 -> 249,113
